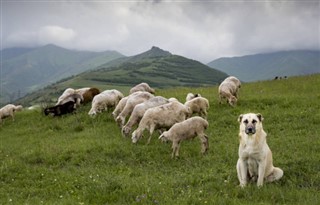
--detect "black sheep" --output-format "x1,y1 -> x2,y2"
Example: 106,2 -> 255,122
44,101 -> 76,116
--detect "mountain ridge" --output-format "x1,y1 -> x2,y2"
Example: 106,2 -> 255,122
207,50 -> 320,82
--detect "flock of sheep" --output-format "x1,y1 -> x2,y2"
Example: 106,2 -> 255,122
0,77 -> 241,158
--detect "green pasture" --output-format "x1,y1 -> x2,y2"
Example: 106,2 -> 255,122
1,74 -> 319,204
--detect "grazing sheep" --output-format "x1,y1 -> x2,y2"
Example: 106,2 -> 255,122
185,93 -> 202,102
159,116 -> 209,158
112,96 -> 129,121
77,87 -> 100,104
44,101 -> 76,116
129,82 -> 155,94
131,101 -> 191,144
56,88 -> 76,105
88,89 -> 124,116
122,96 -> 169,137
218,76 -> 241,106
184,96 -> 209,119
0,104 -> 23,123
116,91 -> 154,127
56,93 -> 84,107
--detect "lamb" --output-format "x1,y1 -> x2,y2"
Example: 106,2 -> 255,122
116,91 -> 154,127
121,96 -> 169,137
186,93 -> 202,102
56,88 -> 76,105
0,104 -> 23,123
76,87 -> 100,104
184,96 -> 209,119
218,76 -> 241,106
44,101 -> 76,116
131,101 -> 191,144
159,116 -> 209,158
88,89 -> 124,116
129,82 -> 155,94
56,93 -> 84,107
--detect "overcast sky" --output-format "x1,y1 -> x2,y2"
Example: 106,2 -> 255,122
1,0 -> 319,63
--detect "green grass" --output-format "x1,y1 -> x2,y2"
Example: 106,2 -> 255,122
1,74 -> 320,204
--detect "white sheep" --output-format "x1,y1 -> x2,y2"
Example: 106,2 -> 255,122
159,116 -> 209,158
121,96 -> 169,137
88,89 -> 124,116
131,101 -> 191,144
0,104 -> 23,124
129,82 -> 155,94
184,96 -> 209,119
112,96 -> 127,120
185,93 -> 202,102
56,93 -> 84,108
218,76 -> 241,106
116,91 -> 154,127
56,88 -> 76,105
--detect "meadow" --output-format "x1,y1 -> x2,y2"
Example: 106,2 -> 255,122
1,74 -> 319,204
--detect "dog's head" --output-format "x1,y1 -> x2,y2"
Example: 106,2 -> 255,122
238,113 -> 263,135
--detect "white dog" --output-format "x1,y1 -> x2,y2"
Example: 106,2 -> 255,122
237,113 -> 283,187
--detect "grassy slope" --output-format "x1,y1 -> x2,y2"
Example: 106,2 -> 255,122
1,74 -> 320,204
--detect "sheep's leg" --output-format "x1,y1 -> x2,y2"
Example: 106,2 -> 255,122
147,124 -> 155,144
199,134 -> 209,154
172,141 -> 179,158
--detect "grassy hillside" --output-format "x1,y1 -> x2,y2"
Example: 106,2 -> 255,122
14,47 -> 227,107
207,50 -> 320,82
0,44 -> 124,104
1,74 -> 319,204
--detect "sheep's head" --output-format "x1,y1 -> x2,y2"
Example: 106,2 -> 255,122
132,130 -> 140,144
122,126 -> 131,137
159,131 -> 169,143
228,96 -> 237,107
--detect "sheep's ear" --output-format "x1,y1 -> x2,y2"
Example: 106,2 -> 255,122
256,113 -> 263,122
159,133 -> 165,139
159,132 -> 167,139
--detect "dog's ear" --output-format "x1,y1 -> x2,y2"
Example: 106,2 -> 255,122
256,113 -> 264,122
238,114 -> 243,123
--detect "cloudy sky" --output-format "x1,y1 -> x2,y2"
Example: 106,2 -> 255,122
1,0 -> 319,63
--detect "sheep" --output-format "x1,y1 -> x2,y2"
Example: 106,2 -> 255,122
218,76 -> 241,106
185,93 -> 202,102
112,91 -> 148,122
131,101 -> 191,144
77,87 -> 100,104
88,89 -> 124,116
121,96 -> 169,137
116,91 -> 154,127
0,104 -> 23,123
56,93 -> 84,108
56,88 -> 76,105
112,96 -> 129,121
159,116 -> 209,158
44,101 -> 76,116
129,82 -> 155,94
184,96 -> 209,119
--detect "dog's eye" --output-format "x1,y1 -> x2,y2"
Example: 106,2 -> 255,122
252,120 -> 257,124
243,119 -> 248,124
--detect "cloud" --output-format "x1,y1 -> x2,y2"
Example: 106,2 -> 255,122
2,1 -> 319,62
38,26 -> 76,45
5,26 -> 76,48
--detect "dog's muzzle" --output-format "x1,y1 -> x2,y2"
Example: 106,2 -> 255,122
245,125 -> 256,135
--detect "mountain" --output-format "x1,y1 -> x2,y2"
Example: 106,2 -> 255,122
207,50 -> 320,82
0,44 -> 124,103
14,46 -> 228,106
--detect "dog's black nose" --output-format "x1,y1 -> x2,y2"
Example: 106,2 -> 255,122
245,127 -> 255,134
